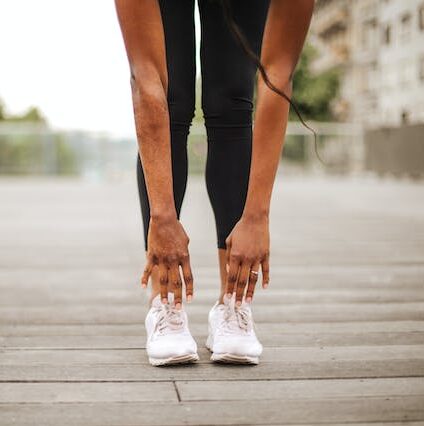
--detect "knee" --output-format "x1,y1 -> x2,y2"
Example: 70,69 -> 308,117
201,85 -> 254,129
168,89 -> 195,131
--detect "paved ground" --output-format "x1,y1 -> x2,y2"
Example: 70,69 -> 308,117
0,174 -> 424,425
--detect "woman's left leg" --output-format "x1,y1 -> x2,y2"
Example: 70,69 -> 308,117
198,0 -> 270,302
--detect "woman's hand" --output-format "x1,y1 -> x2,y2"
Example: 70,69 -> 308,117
141,215 -> 193,308
225,215 -> 270,305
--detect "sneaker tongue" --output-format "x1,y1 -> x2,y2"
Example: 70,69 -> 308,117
223,293 -> 250,310
223,293 -> 235,308
151,294 -> 162,308
151,292 -> 175,308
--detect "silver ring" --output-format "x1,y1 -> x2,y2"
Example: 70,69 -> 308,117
250,270 -> 259,276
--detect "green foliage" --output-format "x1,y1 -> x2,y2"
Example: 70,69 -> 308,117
0,99 -> 5,120
0,98 -> 75,175
290,44 -> 340,121
0,98 -> 46,123
0,133 -> 77,175
6,106 -> 47,123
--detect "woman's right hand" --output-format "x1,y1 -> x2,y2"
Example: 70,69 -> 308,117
141,215 -> 193,308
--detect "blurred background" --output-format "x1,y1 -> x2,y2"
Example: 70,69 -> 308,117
1,0 -> 423,179
1,2 -> 424,421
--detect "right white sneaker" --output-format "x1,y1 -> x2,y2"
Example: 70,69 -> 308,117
206,295 -> 263,364
145,294 -> 199,366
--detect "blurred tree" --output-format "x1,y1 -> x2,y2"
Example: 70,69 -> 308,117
0,98 -> 76,175
0,99 -> 5,120
0,104 -> 47,123
0,96 -> 46,123
290,44 -> 340,121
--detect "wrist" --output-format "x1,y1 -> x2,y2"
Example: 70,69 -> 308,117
150,209 -> 177,223
242,208 -> 269,223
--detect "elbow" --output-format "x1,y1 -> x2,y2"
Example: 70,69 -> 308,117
259,68 -> 293,98
130,71 -> 167,106
260,56 -> 296,95
130,71 -> 169,132
130,63 -> 167,100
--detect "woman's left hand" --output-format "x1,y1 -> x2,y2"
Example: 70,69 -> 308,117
225,215 -> 270,305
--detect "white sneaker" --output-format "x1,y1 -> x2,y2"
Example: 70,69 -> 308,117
145,294 -> 199,366
206,295 -> 263,364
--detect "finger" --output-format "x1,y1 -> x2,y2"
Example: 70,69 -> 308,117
225,238 -> 231,263
261,254 -> 270,288
226,254 -> 240,297
169,264 -> 183,309
158,263 -> 168,303
181,255 -> 194,302
235,263 -> 250,306
224,241 -> 231,276
246,261 -> 260,303
141,258 -> 154,288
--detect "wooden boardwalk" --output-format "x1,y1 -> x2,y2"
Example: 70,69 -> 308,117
1,175 -> 424,425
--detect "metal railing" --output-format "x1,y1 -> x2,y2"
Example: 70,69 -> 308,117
0,121 -> 364,179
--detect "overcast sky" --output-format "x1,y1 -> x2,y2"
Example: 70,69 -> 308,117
0,1 -> 201,137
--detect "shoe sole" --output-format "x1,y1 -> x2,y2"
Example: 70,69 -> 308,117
149,353 -> 199,367
206,341 -> 259,365
210,352 -> 259,365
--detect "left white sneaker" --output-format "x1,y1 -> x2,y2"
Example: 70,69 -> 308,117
145,294 -> 199,366
206,295 -> 263,364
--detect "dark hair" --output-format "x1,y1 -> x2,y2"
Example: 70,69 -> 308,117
220,0 -> 323,163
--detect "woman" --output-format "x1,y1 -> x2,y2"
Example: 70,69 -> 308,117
115,0 -> 314,366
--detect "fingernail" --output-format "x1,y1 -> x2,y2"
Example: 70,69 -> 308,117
162,298 -> 168,304
263,283 -> 268,289
246,297 -> 252,303
175,303 -> 181,310
227,293 -> 232,298
141,283 -> 147,289
187,295 -> 192,303
236,301 -> 241,307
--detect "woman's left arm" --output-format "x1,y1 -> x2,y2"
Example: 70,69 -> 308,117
225,0 -> 314,305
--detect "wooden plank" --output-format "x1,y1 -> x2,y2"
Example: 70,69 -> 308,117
176,377 -> 424,401
2,288 -> 424,305
3,330 -> 424,349
1,360 -> 423,382
3,322 -> 424,337
0,382 -> 177,403
1,302 -> 424,325
1,265 -> 423,289
236,423 -> 424,426
2,246 -> 423,266
0,397 -> 423,425
3,322 -> 424,349
1,346 -> 423,366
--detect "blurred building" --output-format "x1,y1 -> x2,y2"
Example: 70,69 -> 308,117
311,0 -> 424,128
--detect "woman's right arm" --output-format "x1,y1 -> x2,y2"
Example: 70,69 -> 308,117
115,0 -> 193,306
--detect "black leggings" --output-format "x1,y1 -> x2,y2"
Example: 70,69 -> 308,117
137,0 -> 270,250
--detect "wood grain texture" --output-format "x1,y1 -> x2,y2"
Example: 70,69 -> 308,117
0,176 -> 423,425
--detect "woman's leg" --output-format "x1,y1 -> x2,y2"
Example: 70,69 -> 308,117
198,0 -> 270,302
137,0 -> 196,300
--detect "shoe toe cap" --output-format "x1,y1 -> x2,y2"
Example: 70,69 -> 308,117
148,335 -> 197,359
213,336 -> 263,357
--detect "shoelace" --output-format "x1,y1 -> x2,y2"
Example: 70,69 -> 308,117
155,304 -> 184,335
221,304 -> 252,334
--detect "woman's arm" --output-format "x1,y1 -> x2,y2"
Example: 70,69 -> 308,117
225,0 -> 314,304
115,0 -> 193,306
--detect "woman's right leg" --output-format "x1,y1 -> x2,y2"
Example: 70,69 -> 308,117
198,0 -> 270,303
136,0 -> 196,299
